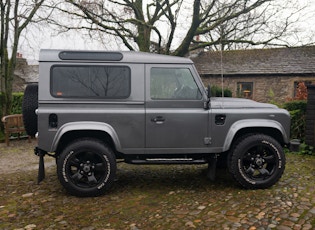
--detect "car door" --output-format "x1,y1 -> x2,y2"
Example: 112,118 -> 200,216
145,64 -> 210,154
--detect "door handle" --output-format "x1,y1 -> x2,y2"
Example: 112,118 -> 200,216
151,116 -> 165,124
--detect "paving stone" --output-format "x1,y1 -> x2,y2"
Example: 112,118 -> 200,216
189,210 -> 201,216
282,220 -> 295,227
291,213 -> 301,218
277,226 -> 292,230
289,217 -> 299,222
268,224 -> 277,228
301,224 -> 313,230
293,224 -> 302,230
225,216 -> 241,223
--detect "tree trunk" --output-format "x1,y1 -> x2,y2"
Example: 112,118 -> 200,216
136,25 -> 151,52
0,0 -> 44,117
173,0 -> 201,56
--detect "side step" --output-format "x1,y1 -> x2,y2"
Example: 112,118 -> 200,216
126,158 -> 207,165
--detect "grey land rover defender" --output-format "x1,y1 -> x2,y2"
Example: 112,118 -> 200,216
22,49 -> 291,197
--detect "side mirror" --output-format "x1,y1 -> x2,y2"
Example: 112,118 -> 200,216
207,84 -> 211,99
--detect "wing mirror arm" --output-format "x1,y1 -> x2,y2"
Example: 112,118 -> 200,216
204,84 -> 211,110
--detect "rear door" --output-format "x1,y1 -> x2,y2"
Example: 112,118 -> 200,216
145,64 -> 209,154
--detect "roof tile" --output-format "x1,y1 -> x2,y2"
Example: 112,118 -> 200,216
190,46 -> 315,75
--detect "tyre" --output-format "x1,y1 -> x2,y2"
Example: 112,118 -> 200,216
57,138 -> 117,197
229,134 -> 285,189
22,83 -> 38,136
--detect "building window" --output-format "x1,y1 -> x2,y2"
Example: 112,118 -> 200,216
294,81 -> 311,98
237,82 -> 253,99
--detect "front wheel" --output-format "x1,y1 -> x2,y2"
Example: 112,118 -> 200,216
228,134 -> 285,189
57,138 -> 116,197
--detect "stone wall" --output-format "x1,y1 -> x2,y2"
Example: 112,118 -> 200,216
201,74 -> 315,103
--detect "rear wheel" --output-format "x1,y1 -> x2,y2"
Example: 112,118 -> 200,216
229,134 -> 285,189
57,138 -> 116,197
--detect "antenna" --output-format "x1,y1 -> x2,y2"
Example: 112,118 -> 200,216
219,15 -> 224,109
219,1 -> 224,100
220,41 -> 224,98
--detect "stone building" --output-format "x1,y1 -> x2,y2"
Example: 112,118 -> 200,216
12,55 -> 38,92
190,46 -> 315,103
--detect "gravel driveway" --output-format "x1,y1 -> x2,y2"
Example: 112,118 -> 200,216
0,139 -> 54,174
0,139 -> 314,230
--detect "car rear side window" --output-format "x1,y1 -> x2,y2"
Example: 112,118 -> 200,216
51,65 -> 131,98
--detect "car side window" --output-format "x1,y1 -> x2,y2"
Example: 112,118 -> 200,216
150,67 -> 202,100
51,65 -> 131,98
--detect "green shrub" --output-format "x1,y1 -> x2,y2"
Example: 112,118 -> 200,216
283,100 -> 307,141
283,100 -> 307,111
0,92 -> 24,138
0,93 -> 4,135
0,92 -> 23,116
0,93 -> 3,119
211,85 -> 232,97
11,92 -> 24,114
298,142 -> 315,156
274,100 -> 313,155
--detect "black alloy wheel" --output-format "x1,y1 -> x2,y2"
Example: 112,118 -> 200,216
57,138 -> 116,197
229,134 -> 285,189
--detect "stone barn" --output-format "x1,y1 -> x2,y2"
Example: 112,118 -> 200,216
12,55 -> 38,92
190,46 -> 315,103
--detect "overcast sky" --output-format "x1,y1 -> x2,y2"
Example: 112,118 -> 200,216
17,0 -> 315,63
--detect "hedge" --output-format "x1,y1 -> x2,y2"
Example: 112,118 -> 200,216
283,100 -> 307,141
211,85 -> 232,97
0,92 -> 24,132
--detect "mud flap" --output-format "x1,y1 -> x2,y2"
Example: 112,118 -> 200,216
207,155 -> 217,181
35,147 -> 47,184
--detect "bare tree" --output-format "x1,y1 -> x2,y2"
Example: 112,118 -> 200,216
44,0 -> 184,54
46,0 -> 310,56
0,0 -> 44,116
201,0 -> 308,51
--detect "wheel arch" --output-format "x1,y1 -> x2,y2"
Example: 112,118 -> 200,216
223,119 -> 289,152
52,122 -> 122,155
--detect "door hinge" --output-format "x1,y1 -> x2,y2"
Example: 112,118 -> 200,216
204,137 -> 212,145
